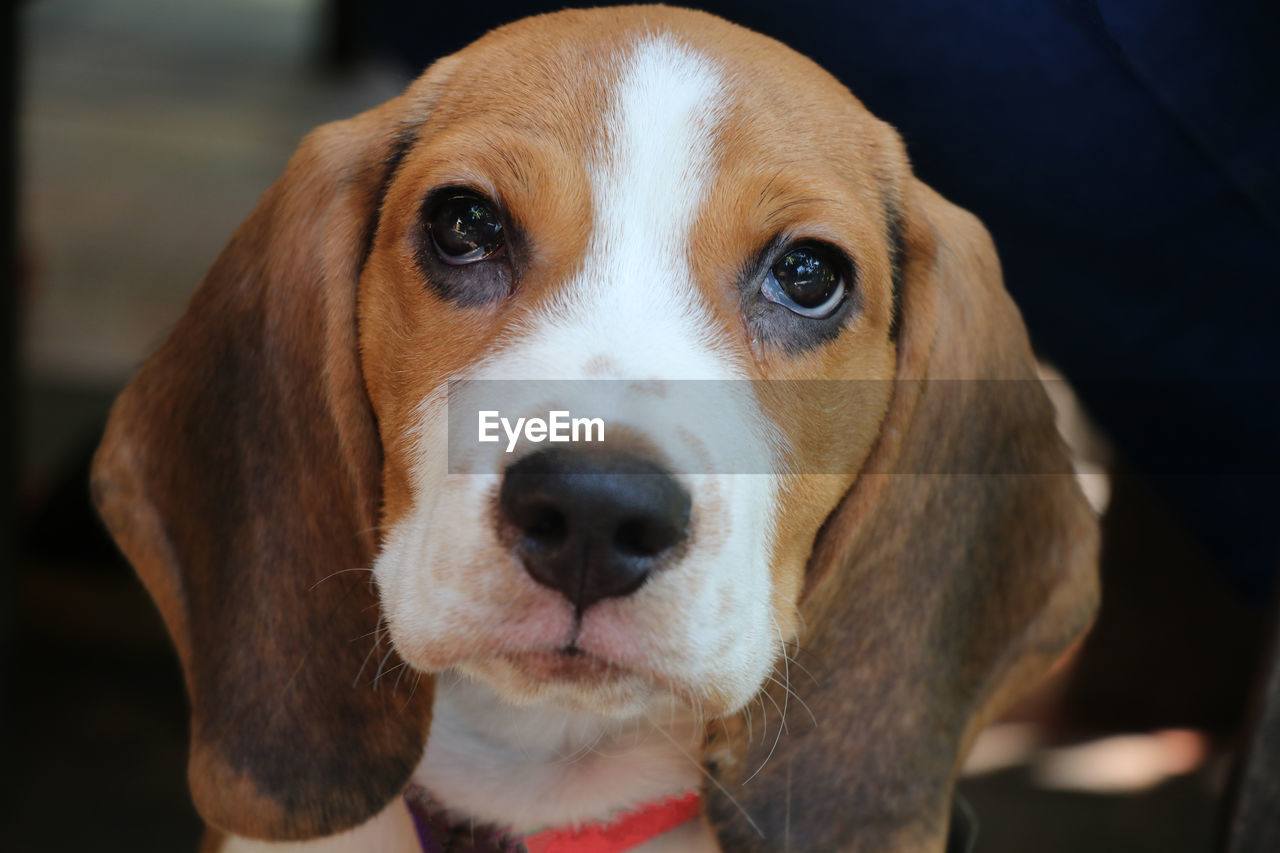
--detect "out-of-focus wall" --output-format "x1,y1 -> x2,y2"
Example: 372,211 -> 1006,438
20,0 -> 401,478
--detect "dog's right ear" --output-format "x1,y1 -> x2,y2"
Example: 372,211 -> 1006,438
91,92 -> 437,840
708,180 -> 1099,852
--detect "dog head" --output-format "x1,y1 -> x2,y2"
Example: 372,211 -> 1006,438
92,6 -> 1097,848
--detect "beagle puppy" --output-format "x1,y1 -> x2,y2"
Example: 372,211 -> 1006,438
92,6 -> 1098,852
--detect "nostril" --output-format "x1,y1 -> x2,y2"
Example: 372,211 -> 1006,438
614,516 -> 680,558
519,502 -> 565,548
510,499 -> 569,550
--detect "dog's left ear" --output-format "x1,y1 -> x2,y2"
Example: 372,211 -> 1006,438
709,180 -> 1100,852
90,94 -> 436,840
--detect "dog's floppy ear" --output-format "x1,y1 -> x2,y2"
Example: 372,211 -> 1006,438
91,96 -> 434,840
709,181 -> 1100,852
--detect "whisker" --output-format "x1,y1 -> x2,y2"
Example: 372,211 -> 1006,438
309,566 -> 374,591
772,624 -> 818,728
780,648 -> 819,686
784,601 -> 809,638
400,671 -> 424,713
389,660 -> 413,693
352,621 -> 384,688
372,644 -> 397,690
643,711 -> 765,839
757,680 -> 788,734
765,674 -> 817,728
756,693 -> 770,746
773,617 -> 792,731
742,620 -> 799,784
743,688 -> 788,784
562,719 -> 612,763
349,626 -> 383,644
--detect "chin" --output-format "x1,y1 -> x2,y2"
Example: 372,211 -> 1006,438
456,651 -> 666,717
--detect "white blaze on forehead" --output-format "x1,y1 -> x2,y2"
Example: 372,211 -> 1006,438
590,36 -> 723,311
502,34 -> 732,380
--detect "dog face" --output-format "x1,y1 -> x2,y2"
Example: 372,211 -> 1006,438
361,14 -> 901,719
92,5 -> 1098,847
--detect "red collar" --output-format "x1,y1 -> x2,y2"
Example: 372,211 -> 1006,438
521,791 -> 702,853
406,787 -> 702,853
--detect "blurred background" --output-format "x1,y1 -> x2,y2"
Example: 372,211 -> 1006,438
5,1 -> 1278,850
9,1 -> 405,847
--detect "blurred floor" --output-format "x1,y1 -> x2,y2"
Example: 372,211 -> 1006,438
11,1 -> 1231,850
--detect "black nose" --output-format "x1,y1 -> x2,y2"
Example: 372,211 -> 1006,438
499,448 -> 691,614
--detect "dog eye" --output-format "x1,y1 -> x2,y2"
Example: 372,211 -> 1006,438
427,195 -> 505,264
762,244 -> 847,318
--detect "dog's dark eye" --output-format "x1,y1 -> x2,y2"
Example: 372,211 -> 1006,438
762,244 -> 846,318
428,195 -> 505,264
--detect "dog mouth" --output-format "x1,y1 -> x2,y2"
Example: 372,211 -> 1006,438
503,645 -> 626,683
445,636 -> 720,716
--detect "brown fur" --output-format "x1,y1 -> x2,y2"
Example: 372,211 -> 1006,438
705,183 -> 1099,851
92,6 -> 1097,848
91,102 -> 439,839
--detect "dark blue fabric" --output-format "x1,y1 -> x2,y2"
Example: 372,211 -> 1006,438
369,1 -> 1280,600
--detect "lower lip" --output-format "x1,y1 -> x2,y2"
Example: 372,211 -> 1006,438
507,649 -> 624,682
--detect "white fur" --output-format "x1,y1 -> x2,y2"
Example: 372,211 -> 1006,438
368,35 -> 787,847
416,673 -> 707,831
